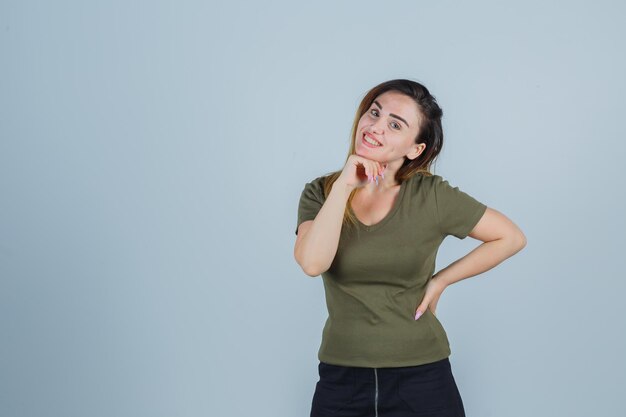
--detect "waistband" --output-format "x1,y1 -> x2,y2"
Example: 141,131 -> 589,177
321,357 -> 450,380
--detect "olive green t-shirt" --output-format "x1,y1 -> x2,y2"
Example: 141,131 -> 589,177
295,172 -> 487,368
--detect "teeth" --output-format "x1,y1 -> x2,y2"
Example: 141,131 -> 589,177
364,134 -> 382,146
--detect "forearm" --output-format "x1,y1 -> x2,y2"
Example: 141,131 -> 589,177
435,237 -> 525,287
296,182 -> 353,276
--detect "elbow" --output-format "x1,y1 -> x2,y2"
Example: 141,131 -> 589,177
493,230 -> 527,256
509,230 -> 527,253
294,249 -> 324,277
299,258 -> 327,277
302,265 -> 322,277
516,228 -> 528,249
295,260 -> 323,277
519,233 -> 528,249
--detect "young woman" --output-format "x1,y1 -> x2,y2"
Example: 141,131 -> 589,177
294,79 -> 526,417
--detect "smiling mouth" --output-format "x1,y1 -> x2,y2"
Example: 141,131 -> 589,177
362,133 -> 382,146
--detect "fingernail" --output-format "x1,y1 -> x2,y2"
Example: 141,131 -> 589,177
368,175 -> 372,183
414,310 -> 422,320
381,172 -> 385,180
375,176 -> 379,186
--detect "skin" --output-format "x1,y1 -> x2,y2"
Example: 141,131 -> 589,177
296,90 -> 527,319
353,90 -> 425,189
345,91 -> 425,226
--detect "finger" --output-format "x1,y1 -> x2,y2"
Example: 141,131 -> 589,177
355,160 -> 366,178
379,163 -> 387,179
359,164 -> 370,184
415,303 -> 429,320
352,155 -> 365,168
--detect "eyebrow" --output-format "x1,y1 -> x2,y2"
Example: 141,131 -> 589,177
373,100 -> 410,128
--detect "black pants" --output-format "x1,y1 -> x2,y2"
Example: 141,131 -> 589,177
310,357 -> 466,417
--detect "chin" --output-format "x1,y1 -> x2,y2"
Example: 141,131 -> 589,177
355,149 -> 372,159
355,149 -> 380,161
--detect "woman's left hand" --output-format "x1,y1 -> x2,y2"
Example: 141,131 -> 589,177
414,274 -> 448,320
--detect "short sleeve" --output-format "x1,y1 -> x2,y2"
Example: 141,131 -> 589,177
295,176 -> 327,235
432,175 -> 487,239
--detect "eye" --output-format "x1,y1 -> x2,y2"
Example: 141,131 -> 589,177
369,109 -> 401,130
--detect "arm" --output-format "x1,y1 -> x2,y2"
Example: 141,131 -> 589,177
415,207 -> 526,318
294,182 -> 353,277
434,207 -> 527,287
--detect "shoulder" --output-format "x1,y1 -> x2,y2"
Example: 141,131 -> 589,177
403,171 -> 442,193
403,173 -> 465,204
307,174 -> 328,187
303,174 -> 328,190
300,174 -> 330,202
409,173 -> 457,191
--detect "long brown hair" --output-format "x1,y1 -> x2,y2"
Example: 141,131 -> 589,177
320,78 -> 445,230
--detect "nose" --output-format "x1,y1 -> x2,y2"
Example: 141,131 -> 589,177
370,117 -> 385,134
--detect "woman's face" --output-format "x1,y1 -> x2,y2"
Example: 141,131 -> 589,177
355,90 -> 424,165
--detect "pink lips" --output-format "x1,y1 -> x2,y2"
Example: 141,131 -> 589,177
362,132 -> 382,148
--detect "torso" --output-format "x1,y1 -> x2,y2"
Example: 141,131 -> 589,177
350,185 -> 402,227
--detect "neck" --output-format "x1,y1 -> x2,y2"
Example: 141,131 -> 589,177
379,160 -> 402,188
363,172 -> 400,191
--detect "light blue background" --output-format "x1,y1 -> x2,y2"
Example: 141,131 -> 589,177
1,1 -> 625,416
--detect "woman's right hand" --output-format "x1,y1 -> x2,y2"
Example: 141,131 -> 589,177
336,154 -> 387,191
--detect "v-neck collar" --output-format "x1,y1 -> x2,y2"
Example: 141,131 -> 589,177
348,177 -> 409,232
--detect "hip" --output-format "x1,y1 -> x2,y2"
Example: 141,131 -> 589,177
311,357 -> 466,417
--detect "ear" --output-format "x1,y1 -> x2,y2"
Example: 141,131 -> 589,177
406,143 -> 426,160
